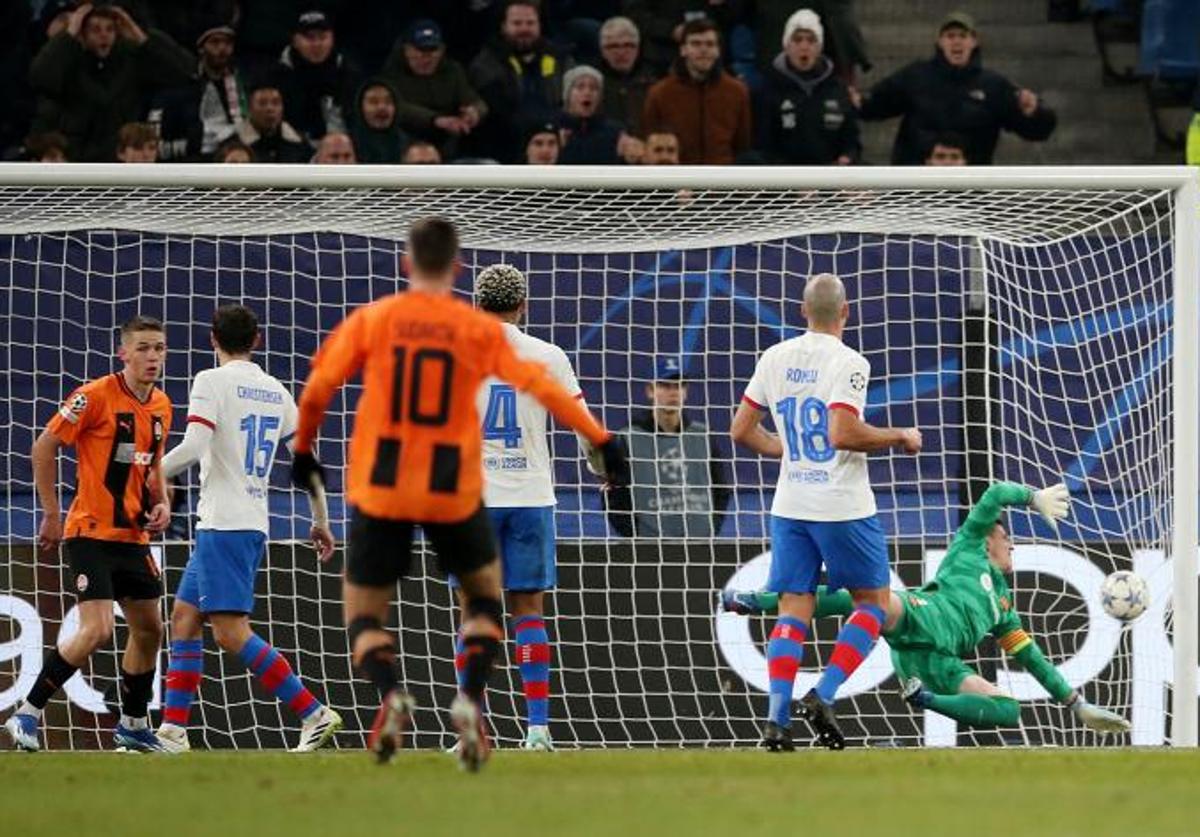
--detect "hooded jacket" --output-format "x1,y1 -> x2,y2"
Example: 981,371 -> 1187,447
350,77 -> 411,164
859,46 -> 1056,165
642,58 -> 752,164
758,53 -> 860,164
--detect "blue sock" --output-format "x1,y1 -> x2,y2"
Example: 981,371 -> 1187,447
766,616 -> 807,727
814,603 -> 885,705
237,633 -> 320,720
513,615 -> 551,727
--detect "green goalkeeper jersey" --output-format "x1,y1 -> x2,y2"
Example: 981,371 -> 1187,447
890,482 -> 1033,658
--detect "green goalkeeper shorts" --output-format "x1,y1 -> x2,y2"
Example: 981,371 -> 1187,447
887,594 -> 974,694
889,646 -> 974,695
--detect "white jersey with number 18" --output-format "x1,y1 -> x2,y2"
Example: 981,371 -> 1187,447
183,360 -> 298,533
742,331 -> 875,522
476,323 -> 582,508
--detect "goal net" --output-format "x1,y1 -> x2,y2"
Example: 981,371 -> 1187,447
1,166 -> 1195,750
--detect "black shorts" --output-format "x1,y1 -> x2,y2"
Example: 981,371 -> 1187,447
64,538 -> 163,602
346,505 -> 498,587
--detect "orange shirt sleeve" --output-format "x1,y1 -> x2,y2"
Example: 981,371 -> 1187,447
46,383 -> 100,446
486,325 -> 609,447
294,306 -> 370,453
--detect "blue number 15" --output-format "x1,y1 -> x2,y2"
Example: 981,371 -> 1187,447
775,396 -> 835,463
240,414 -> 281,476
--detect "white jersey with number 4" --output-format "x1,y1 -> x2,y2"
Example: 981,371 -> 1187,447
476,323 -> 582,508
742,331 -> 875,521
183,360 -> 298,533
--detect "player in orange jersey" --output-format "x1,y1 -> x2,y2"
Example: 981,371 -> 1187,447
291,217 -> 627,770
4,316 -> 173,753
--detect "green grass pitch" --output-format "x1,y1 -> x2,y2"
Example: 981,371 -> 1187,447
3,749 -> 1197,836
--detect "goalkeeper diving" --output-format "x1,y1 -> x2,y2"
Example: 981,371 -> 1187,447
723,482 -> 1130,734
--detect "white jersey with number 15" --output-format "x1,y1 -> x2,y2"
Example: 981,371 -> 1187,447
742,331 -> 875,522
184,359 -> 297,533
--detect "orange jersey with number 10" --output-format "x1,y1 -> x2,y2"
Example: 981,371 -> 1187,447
46,373 -> 172,544
294,290 -> 609,523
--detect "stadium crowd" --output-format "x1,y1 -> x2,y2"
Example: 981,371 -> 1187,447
2,0 -> 1062,167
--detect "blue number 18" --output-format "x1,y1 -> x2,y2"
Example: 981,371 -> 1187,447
775,396 -> 835,463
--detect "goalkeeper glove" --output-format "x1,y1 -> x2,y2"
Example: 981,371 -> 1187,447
290,451 -> 327,496
591,437 -> 630,487
1030,482 -> 1070,530
1067,693 -> 1130,734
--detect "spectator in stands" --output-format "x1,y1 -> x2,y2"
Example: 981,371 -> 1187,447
524,120 -> 561,164
626,1 -> 752,76
214,136 -> 253,163
151,23 -> 246,162
603,356 -> 732,538
0,1 -> 34,161
559,65 -> 644,164
925,131 -> 968,165
236,76 -> 310,163
312,131 -> 357,164
642,18 -> 752,164
597,16 -> 657,137
114,121 -> 158,162
29,3 -> 194,162
277,11 -> 360,146
469,0 -> 572,163
755,1 -> 871,85
641,130 -> 681,164
24,131 -> 70,162
402,141 -> 442,164
382,19 -> 486,162
858,11 -> 1057,165
758,10 -> 859,165
542,1 -> 623,65
349,78 -> 411,164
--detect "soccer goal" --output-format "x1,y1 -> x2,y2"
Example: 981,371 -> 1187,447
1,165 -> 1195,750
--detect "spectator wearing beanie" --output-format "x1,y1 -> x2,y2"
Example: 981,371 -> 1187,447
757,9 -> 860,165
524,120 -> 561,164
558,65 -> 643,165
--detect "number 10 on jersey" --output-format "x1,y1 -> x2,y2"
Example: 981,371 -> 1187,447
776,396 -> 835,463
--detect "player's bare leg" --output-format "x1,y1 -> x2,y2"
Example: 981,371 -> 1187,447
5,600 -> 114,751
114,598 -> 166,751
345,580 -> 413,763
452,559 -> 504,772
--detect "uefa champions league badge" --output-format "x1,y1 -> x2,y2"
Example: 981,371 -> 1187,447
75,573 -> 89,593
849,371 -> 866,392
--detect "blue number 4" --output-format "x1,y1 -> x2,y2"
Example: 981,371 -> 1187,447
240,414 -> 280,476
482,384 -> 522,448
775,396 -> 835,463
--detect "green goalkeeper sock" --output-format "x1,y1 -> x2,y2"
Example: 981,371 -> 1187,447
749,586 -> 854,618
926,693 -> 1020,728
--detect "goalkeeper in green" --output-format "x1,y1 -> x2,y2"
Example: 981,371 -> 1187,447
722,482 -> 1129,733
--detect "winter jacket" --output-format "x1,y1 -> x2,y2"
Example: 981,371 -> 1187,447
859,47 -> 1056,165
380,50 -> 486,151
150,70 -> 249,161
757,54 -> 860,164
600,60 -> 658,136
277,45 -> 361,145
558,112 -> 623,164
29,29 -> 195,162
469,35 -> 572,162
642,60 -> 752,164
236,118 -> 310,163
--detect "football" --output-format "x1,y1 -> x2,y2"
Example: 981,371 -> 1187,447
1100,570 -> 1149,621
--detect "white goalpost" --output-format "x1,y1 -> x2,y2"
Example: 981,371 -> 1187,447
0,164 -> 1195,750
